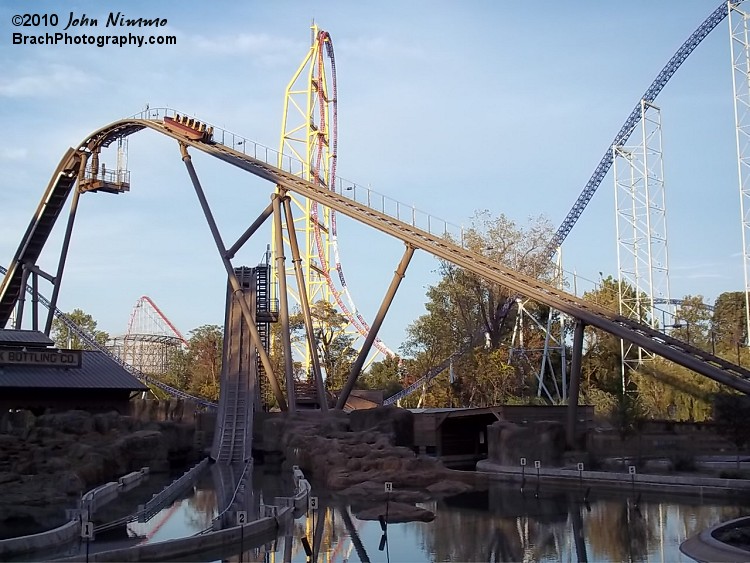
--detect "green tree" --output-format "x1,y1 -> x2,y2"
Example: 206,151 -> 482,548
290,301 -> 356,392
401,211 -> 556,406
360,355 -> 403,398
185,324 -> 223,400
162,346 -> 191,391
581,276 -> 626,401
670,295 -> 713,350
712,291 -> 747,353
51,308 -> 109,349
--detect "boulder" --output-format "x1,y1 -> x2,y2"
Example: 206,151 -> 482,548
36,410 -> 93,435
425,479 -> 474,497
353,501 -> 435,523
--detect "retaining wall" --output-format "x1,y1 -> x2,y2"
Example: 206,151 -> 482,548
58,467 -> 310,563
476,459 -> 750,498
0,467 -> 150,559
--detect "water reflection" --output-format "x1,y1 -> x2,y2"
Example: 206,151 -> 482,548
277,485 -> 750,563
124,474 -> 750,563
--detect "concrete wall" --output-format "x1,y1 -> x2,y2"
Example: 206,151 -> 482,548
0,467 -> 150,559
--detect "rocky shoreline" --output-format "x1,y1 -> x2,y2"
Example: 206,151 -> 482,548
0,409 -> 197,539
261,406 -> 482,523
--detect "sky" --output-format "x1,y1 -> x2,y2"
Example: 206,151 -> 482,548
0,0 -> 745,353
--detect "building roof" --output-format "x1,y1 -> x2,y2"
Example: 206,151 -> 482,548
0,350 -> 148,391
0,329 -> 54,347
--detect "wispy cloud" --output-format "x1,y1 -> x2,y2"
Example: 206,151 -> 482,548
0,64 -> 95,98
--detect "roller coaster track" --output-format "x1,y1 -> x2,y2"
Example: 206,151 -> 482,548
548,0 -> 734,255
0,264 -> 217,409
1,110 -> 749,395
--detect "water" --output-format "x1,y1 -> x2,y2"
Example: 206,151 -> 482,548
130,473 -> 750,562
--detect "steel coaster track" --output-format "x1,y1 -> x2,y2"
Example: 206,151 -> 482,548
306,30 -> 395,358
548,1 -> 734,255
5,109 -> 750,398
0,264 -> 217,409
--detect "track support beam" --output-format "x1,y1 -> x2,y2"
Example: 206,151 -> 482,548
226,201 -> 274,259
44,181 -> 83,335
336,244 -> 414,410
566,320 -> 585,448
283,196 -> 327,411
272,194 -> 296,413
180,143 -> 288,411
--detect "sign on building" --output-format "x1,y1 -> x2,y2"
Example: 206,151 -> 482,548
0,346 -> 82,368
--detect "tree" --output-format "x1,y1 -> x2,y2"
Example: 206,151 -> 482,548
290,301 -> 357,392
670,295 -> 712,350
51,308 -> 108,349
185,324 -> 223,400
712,292 -> 747,352
360,355 -> 403,398
581,276 -> 627,402
401,211 -> 556,406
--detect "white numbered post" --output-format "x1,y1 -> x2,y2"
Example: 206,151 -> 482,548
384,482 -> 393,493
81,520 -> 94,540
534,460 -> 541,469
577,462 -> 584,472
309,496 -> 319,511
628,465 -> 636,475
520,457 -> 527,466
236,511 -> 247,526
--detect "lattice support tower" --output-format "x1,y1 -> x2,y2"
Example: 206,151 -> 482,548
274,24 -> 337,376
274,24 -> 394,378
730,1 -> 750,345
613,99 -> 672,387
507,298 -> 566,403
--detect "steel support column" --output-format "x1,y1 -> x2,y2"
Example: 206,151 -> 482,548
272,194 -> 296,413
44,185 -> 83,335
336,244 -> 415,410
283,196 -> 327,411
31,271 -> 38,331
180,143 -> 287,410
226,201 -> 274,259
566,320 -> 585,448
14,266 -> 29,330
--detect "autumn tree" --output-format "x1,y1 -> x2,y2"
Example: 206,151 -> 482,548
51,308 -> 109,349
401,210 -> 556,407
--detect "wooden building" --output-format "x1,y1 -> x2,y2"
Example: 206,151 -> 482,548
412,405 -> 595,467
0,329 -> 147,414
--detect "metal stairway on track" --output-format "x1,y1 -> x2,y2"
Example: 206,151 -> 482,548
254,262 -> 277,410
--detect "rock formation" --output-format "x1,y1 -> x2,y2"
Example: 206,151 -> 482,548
260,406 -> 480,522
0,409 -> 197,539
